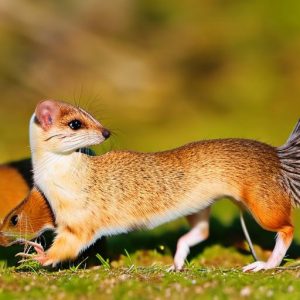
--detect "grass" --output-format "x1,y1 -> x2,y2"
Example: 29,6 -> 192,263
1,251 -> 300,300
96,254 -> 110,270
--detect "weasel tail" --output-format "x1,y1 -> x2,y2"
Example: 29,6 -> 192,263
277,119 -> 300,207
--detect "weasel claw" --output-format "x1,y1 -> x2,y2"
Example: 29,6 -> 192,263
17,259 -> 32,264
24,241 -> 44,253
167,265 -> 183,272
15,241 -> 52,266
19,253 -> 53,267
167,265 -> 176,272
243,261 -> 271,272
15,252 -> 34,258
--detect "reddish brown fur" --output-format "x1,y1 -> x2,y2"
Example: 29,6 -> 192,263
280,226 -> 294,246
0,161 -> 31,221
82,139 -> 292,232
0,187 -> 54,246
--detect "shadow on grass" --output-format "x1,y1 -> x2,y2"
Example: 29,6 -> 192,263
107,214 -> 300,262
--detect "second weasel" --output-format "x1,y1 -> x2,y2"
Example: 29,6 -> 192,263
0,187 -> 54,246
26,99 -> 298,272
0,159 -> 32,221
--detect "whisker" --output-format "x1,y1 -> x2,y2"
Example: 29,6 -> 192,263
44,134 -> 66,142
1,232 -> 18,238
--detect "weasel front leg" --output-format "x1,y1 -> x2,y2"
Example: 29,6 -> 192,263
170,207 -> 211,271
44,227 -> 90,266
243,225 -> 294,272
18,226 -> 89,267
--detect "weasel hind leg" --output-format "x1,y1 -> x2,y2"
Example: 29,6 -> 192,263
243,225 -> 294,272
242,189 -> 294,272
171,207 -> 210,271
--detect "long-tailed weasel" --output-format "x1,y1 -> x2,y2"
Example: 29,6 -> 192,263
25,99 -> 298,272
0,186 -> 107,268
0,159 -> 32,221
0,187 -> 55,246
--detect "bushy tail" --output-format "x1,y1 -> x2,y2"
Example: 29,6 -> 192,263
277,119 -> 300,206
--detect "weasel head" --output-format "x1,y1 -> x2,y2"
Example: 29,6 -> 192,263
30,99 -> 110,154
0,187 -> 55,246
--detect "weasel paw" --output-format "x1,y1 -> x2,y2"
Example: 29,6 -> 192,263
167,265 -> 176,272
16,243 -> 57,267
243,261 -> 272,272
34,254 -> 56,267
17,253 -> 56,267
167,263 -> 184,272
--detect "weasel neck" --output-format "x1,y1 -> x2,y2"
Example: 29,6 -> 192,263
33,151 -> 84,184
34,151 -> 71,172
32,150 -> 87,218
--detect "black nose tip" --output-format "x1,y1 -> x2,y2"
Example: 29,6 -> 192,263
102,129 -> 111,139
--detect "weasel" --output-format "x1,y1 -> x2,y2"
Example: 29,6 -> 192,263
0,187 -> 54,246
0,159 -> 32,221
0,186 -> 107,268
25,99 -> 298,272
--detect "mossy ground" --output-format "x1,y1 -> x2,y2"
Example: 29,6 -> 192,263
1,248 -> 300,300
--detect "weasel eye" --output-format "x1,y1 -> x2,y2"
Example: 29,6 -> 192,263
68,120 -> 82,130
10,215 -> 19,226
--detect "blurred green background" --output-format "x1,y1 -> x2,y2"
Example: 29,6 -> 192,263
1,0 -> 300,257
1,0 -> 300,162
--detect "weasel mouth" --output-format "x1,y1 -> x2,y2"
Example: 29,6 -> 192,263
0,233 -> 9,246
0,234 -> 22,247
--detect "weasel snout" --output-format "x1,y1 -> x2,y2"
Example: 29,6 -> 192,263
0,232 -> 9,246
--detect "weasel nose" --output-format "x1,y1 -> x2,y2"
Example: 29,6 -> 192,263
102,129 -> 111,139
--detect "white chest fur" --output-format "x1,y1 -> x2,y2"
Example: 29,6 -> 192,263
33,152 -> 88,220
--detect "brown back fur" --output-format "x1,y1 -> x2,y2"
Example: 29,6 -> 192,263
65,139 -> 291,239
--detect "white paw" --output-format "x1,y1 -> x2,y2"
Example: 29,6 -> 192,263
242,261 -> 272,272
166,265 -> 176,272
167,262 -> 184,272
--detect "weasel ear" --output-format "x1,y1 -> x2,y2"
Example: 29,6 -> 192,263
35,100 -> 59,130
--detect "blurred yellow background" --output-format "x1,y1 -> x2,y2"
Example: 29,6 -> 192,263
0,0 -> 300,162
